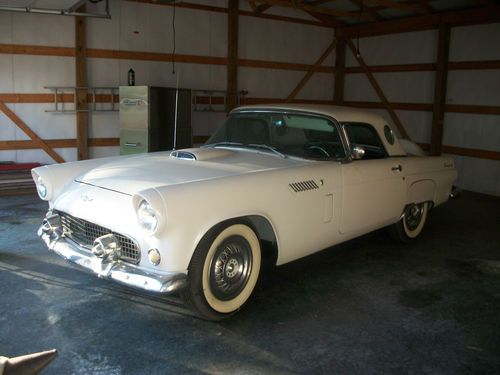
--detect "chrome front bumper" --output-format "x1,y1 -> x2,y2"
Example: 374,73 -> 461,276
38,212 -> 187,294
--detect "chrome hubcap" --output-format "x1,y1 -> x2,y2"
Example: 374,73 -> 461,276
405,203 -> 423,231
209,235 -> 253,301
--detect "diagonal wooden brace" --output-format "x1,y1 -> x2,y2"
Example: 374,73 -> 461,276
0,100 -> 65,163
346,39 -> 411,140
286,38 -> 337,102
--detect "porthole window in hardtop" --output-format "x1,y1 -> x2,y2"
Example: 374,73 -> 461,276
384,125 -> 395,145
343,122 -> 388,159
207,112 -> 346,160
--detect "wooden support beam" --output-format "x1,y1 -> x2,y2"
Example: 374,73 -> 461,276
75,9 -> 88,160
259,0 -> 373,21
226,0 -> 239,112
430,22 -> 451,155
333,32 -> 346,104
343,5 -> 500,38
0,138 -> 120,151
346,39 -> 410,140
0,101 -> 65,163
286,38 -> 337,102
367,0 -> 428,15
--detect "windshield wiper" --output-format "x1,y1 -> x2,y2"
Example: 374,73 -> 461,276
203,142 -> 286,159
248,144 -> 287,159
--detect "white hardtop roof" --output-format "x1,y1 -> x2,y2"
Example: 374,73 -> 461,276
234,103 -> 386,126
233,103 -> 407,157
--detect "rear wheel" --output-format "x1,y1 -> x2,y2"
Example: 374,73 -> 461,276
388,202 -> 429,242
182,221 -> 261,321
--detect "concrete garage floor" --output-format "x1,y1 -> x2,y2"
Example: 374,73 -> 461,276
0,192 -> 499,374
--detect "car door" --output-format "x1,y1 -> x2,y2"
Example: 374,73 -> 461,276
340,123 -> 406,235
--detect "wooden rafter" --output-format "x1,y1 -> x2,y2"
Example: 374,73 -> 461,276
346,39 -> 410,140
366,0 -> 428,15
258,0 -> 373,21
0,101 -> 65,163
248,1 -> 272,14
286,38 -> 337,102
350,0 -> 382,21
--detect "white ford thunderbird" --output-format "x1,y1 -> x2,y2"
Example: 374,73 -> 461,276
33,104 -> 457,320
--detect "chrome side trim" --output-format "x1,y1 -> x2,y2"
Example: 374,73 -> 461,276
38,218 -> 186,294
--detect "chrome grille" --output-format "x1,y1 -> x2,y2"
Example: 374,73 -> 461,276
57,211 -> 141,264
289,180 -> 319,193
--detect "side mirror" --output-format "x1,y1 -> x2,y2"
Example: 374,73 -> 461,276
351,145 -> 365,160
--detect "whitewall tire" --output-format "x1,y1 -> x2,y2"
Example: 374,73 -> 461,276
182,220 -> 261,321
388,202 -> 429,243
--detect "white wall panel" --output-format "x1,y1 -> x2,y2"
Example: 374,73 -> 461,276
0,55 -> 14,92
13,104 -> 76,140
451,155 -> 500,196
12,55 -> 74,92
0,151 -> 16,162
0,12 -> 12,44
450,24 -> 500,61
90,146 -> 120,159
443,113 -> 500,151
346,30 -> 437,67
239,15 -> 335,65
396,111 -> 433,144
87,58 -> 120,87
0,109 -> 16,140
345,71 -> 435,103
296,73 -> 334,101
11,13 -> 74,47
87,1 -> 121,50
15,148 -> 76,165
239,67 -> 305,99
447,70 -> 500,106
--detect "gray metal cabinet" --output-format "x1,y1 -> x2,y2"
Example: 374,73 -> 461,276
119,86 -> 192,155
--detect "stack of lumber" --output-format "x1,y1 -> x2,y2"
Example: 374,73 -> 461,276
0,162 -> 40,196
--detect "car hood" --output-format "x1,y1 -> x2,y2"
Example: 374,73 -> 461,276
75,147 -> 308,195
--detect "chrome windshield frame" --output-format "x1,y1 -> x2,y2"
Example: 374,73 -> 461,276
218,108 -> 351,162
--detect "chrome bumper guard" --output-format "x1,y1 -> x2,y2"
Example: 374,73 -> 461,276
38,212 -> 186,294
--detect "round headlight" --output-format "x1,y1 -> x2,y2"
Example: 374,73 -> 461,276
137,200 -> 158,233
36,176 -> 47,199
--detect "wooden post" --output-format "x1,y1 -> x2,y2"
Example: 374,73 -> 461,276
347,39 -> 411,140
75,7 -> 88,160
226,0 -> 239,112
333,28 -> 346,104
286,38 -> 337,102
430,22 -> 451,155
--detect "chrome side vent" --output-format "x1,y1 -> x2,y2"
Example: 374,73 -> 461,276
289,180 -> 319,193
170,151 -> 197,160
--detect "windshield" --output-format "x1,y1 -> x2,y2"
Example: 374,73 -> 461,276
205,111 -> 346,160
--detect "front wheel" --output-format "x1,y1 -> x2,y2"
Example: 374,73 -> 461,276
182,221 -> 261,321
388,202 -> 429,243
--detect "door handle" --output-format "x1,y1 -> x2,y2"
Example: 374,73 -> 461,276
391,164 -> 402,172
125,142 -> 141,147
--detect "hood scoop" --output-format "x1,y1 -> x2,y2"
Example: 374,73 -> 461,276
170,150 -> 197,160
169,148 -> 236,161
